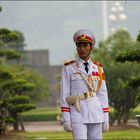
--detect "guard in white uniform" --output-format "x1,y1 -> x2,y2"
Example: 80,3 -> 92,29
60,29 -> 109,140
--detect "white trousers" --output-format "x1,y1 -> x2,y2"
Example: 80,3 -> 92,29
72,123 -> 102,140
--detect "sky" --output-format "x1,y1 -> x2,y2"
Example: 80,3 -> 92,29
0,1 -> 140,65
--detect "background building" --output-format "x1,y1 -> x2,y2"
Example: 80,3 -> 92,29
22,50 -> 62,107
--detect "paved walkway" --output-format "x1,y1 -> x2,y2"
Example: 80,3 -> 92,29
24,121 -> 63,132
9,120 -> 139,132
9,121 -> 63,132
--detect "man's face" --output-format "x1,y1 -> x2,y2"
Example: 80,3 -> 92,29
76,42 -> 92,60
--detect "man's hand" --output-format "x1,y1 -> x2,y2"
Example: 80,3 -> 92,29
63,121 -> 72,132
102,121 -> 109,131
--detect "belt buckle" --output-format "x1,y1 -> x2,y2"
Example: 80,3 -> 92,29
84,92 -> 90,99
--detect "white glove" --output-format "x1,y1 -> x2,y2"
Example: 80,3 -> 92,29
63,121 -> 72,132
102,121 -> 109,131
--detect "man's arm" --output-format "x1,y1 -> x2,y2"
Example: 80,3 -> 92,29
97,66 -> 109,131
60,65 -> 71,123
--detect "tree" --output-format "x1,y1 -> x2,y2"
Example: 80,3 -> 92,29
0,27 -> 38,132
6,30 -> 26,51
0,6 -> 2,12
91,29 -> 140,125
0,28 -> 50,132
7,95 -> 34,130
0,27 -> 23,133
0,28 -> 36,132
12,67 -> 50,104
116,30 -> 140,88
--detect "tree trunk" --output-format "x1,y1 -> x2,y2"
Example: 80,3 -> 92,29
12,114 -> 19,131
117,118 -> 122,125
117,111 -> 123,125
122,112 -> 130,124
109,112 -> 118,125
0,120 -> 7,135
18,114 -> 25,131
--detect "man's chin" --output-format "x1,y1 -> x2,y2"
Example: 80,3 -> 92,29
79,56 -> 89,60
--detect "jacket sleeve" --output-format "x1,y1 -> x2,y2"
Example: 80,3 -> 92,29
97,66 -> 109,122
60,65 -> 71,122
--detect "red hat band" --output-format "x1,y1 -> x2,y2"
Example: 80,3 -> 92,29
76,35 -> 93,44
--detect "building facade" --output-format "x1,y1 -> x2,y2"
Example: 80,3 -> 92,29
22,49 -> 62,107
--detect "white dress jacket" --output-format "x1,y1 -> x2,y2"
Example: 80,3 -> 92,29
60,58 -> 109,124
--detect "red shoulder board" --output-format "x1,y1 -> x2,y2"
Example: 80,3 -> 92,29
64,60 -> 75,66
93,61 -> 103,67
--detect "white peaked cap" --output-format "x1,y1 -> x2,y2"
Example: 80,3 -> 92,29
73,29 -> 96,46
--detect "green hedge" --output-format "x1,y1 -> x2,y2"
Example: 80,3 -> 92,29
21,107 -> 60,122
22,113 -> 58,122
21,106 -> 140,122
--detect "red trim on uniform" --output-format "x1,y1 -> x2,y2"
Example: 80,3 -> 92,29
92,72 -> 105,80
99,63 -> 103,67
64,60 -> 75,66
92,72 -> 99,76
93,61 -> 103,67
61,107 -> 70,112
103,108 -> 109,112
61,109 -> 70,112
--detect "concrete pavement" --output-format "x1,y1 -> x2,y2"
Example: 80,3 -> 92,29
24,121 -> 63,132
9,120 -> 139,132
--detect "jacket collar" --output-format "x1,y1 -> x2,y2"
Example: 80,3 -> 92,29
75,58 -> 95,75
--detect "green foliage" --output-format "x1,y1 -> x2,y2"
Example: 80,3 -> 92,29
0,68 -> 13,80
0,10 -> 49,132
0,28 -> 11,35
0,6 -> 48,133
20,131 -> 72,140
6,30 -> 26,51
6,95 -> 35,113
21,107 -> 58,122
116,49 -> 140,62
5,95 -> 36,131
0,49 -> 21,60
0,28 -> 36,132
8,103 -> 36,113
115,30 -> 140,90
0,9 -> 42,133
20,106 -> 140,123
19,129 -> 140,140
7,95 -> 36,113
137,30 -> 140,41
0,28 -> 19,47
22,113 -> 57,122
1,79 -> 34,95
4,117 -> 15,123
8,95 -> 30,104
0,6 -> 2,12
126,76 -> 140,88
13,68 -> 50,103
91,29 -> 140,125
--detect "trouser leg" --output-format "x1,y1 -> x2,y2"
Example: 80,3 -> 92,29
72,123 -> 87,140
87,123 -> 102,140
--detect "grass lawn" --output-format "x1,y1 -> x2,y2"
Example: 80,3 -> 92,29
17,128 -> 140,140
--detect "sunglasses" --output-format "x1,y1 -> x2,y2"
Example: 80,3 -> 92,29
76,42 -> 92,47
